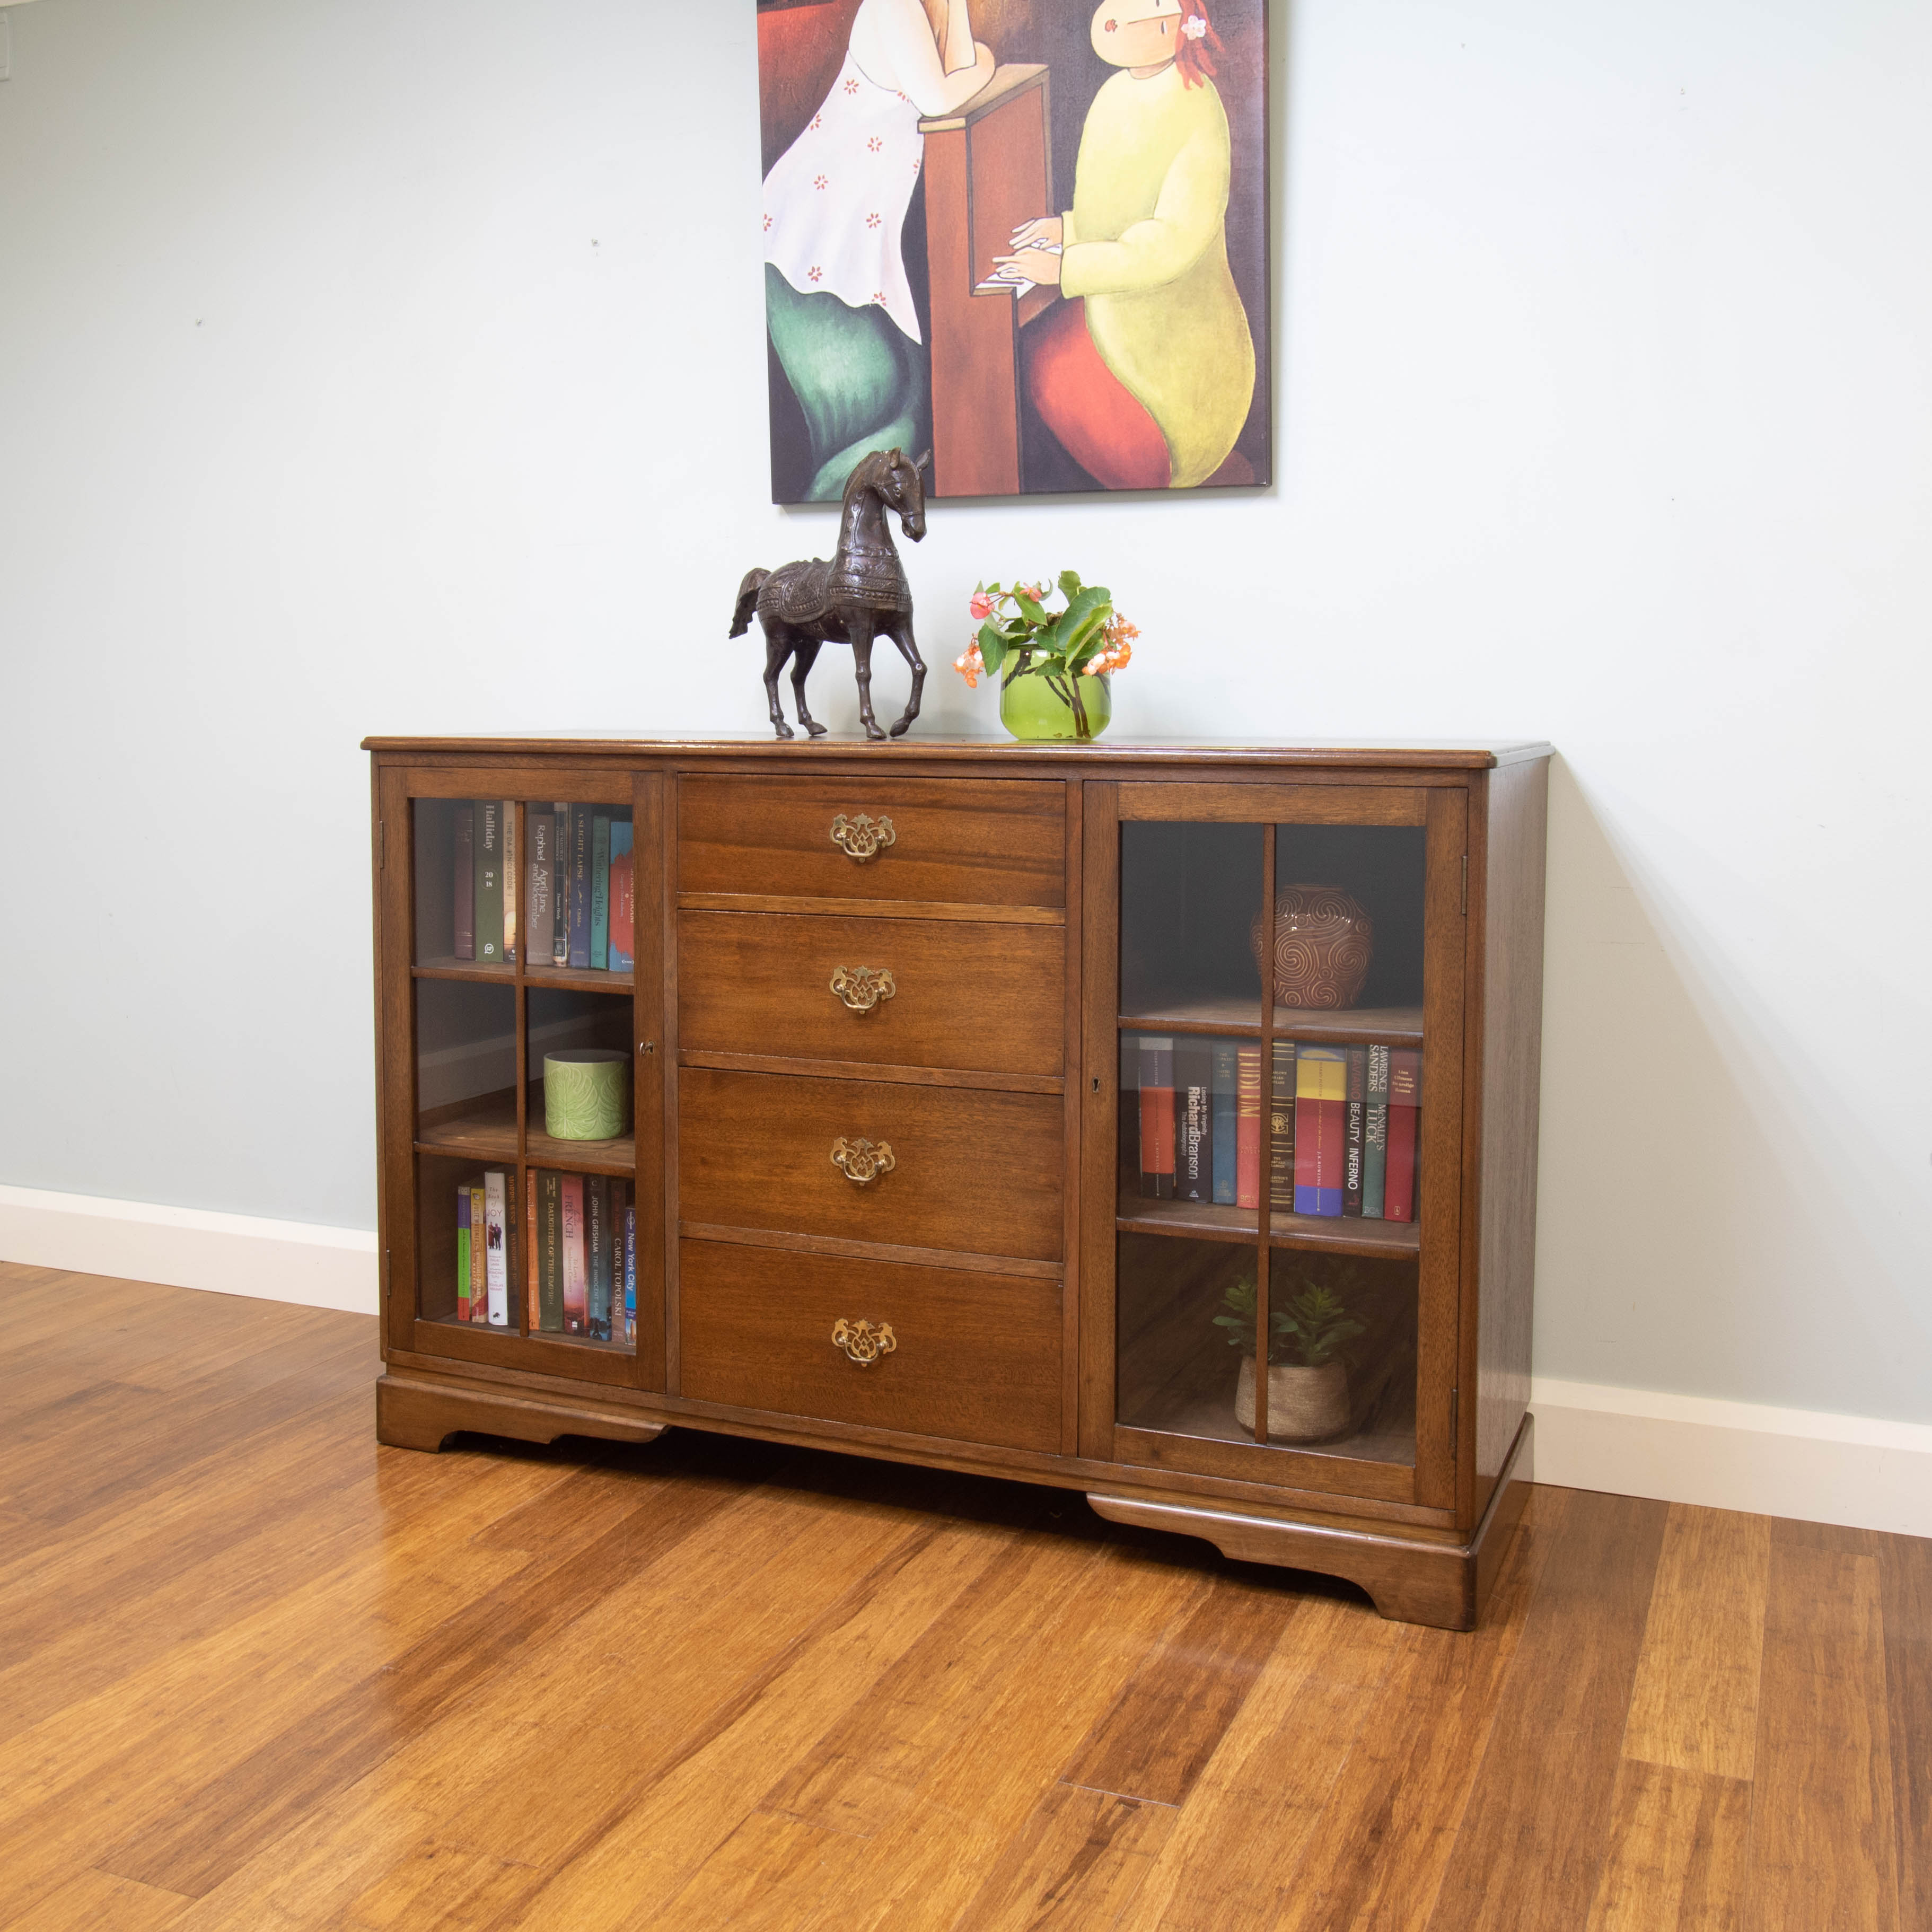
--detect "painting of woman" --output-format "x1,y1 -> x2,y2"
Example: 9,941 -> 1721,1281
762,0 -> 995,501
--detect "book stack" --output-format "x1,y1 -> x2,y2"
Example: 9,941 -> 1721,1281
1128,1034 -> 1420,1223
451,803 -> 634,972
454,1170 -> 511,1325
526,1169 -> 637,1342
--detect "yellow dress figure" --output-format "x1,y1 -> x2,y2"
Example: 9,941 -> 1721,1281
1000,0 -> 1255,490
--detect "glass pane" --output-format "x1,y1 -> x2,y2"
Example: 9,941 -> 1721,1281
524,1166 -> 636,1347
523,802 -> 636,978
1263,1253 -> 1417,1464
414,798 -> 517,970
1269,824 -> 1426,1030
1120,820 -> 1263,1023
416,979 -> 516,1156
1118,1029 -> 1257,1235
419,1152 -> 519,1332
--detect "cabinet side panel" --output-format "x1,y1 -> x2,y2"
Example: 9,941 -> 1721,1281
1474,759 -> 1548,1510
376,765 -> 416,1357
1078,782 -> 1119,1461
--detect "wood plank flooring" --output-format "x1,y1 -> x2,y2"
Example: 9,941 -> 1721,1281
1,1262 -> 1924,1929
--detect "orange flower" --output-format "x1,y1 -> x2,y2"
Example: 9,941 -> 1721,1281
953,640 -> 985,689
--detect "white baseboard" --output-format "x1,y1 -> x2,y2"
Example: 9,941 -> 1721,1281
1531,1376 -> 1932,1539
0,1183 -> 378,1316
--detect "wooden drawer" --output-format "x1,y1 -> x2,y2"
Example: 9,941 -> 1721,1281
679,1067 -> 1062,1262
679,909 -> 1065,1078
679,1239 -> 1061,1452
679,775 -> 1065,909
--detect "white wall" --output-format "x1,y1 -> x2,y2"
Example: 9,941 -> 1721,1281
4,0 -> 1928,1427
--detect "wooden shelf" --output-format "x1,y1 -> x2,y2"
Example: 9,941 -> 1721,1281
417,1091 -> 518,1161
524,1087 -> 634,1175
1120,1389 -> 1416,1470
1119,1000 -> 1424,1044
1118,1194 -> 1422,1259
415,956 -> 516,983
414,956 -> 632,993
424,1312 -> 634,1351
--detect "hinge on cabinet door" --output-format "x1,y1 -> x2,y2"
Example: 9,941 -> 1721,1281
1460,853 -> 1467,916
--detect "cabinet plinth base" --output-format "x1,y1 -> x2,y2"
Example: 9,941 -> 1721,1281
1088,1413 -> 1534,1630
376,1373 -> 666,1454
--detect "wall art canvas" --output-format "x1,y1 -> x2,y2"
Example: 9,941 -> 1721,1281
757,0 -> 1271,502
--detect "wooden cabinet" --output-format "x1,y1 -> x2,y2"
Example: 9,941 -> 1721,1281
367,737 -> 1550,1629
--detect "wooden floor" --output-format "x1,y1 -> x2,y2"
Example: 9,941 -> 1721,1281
1,1263 -> 1925,1930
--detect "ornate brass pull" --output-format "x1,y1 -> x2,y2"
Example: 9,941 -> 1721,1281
831,1318 -> 897,1366
830,965 -> 895,1013
830,1137 -> 895,1184
829,813 -> 895,862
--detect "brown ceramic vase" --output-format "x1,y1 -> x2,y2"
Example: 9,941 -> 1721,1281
1250,886 -> 1375,1010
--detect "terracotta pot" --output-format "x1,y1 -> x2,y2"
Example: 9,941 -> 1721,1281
1234,1357 -> 1350,1442
1250,886 -> 1375,1010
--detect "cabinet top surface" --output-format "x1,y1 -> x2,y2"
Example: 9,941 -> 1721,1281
362,732 -> 1552,770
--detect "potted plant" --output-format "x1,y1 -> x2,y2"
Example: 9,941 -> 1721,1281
1213,1273 -> 1366,1442
953,571 -> 1136,742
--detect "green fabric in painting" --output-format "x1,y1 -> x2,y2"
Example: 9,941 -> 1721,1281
766,264 -> 928,502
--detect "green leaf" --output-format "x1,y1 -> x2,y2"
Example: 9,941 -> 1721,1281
977,621 -> 1006,677
1058,587 -> 1114,670
1014,587 -> 1048,627
1057,568 -> 1083,601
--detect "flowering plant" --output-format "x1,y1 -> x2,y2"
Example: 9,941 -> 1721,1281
952,570 -> 1137,739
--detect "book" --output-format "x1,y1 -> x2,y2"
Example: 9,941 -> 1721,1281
475,800 -> 504,964
607,821 -> 635,972
567,806 -> 592,969
502,801 -> 518,965
537,1170 -> 564,1332
590,813 -> 611,971
561,1174 -> 588,1333
455,1187 -> 472,1321
551,806 -> 569,965
1174,1038 -> 1213,1203
1235,1046 -> 1261,1209
468,1183 -> 486,1319
622,1197 -> 637,1346
1136,1036 -> 1175,1199
1268,1044 -> 1295,1212
587,1174 -> 611,1340
453,804 -> 475,960
1362,1043 -> 1391,1218
524,806 -> 550,971
1210,1043 -> 1237,1204
526,1167 -> 540,1329
483,1170 -> 508,1325
1343,1044 -> 1367,1217
1385,1049 -> 1421,1222
1293,1046 -> 1348,1217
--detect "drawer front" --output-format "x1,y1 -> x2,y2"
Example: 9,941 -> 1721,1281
679,776 -> 1065,908
679,1067 -> 1063,1262
680,910 -> 1065,1078
680,1239 -> 1061,1452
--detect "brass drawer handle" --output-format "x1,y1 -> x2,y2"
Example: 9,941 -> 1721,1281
832,1318 -> 896,1366
829,813 -> 895,862
830,1136 -> 895,1184
830,965 -> 895,1013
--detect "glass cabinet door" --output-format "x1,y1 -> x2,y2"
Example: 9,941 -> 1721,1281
1095,782 -> 1464,1509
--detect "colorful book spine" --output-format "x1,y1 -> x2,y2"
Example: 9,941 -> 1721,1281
567,807 -> 591,969
526,1167 -> 540,1329
453,804 -> 475,960
589,813 -> 611,971
1385,1049 -> 1421,1223
561,1174 -> 588,1334
1268,1044 -> 1295,1212
607,821 -> 635,973
1362,1043 -> 1391,1219
623,1199 -> 637,1346
501,801 -> 518,965
468,1184 -> 486,1319
483,1170 -> 508,1325
455,1187 -> 472,1321
587,1174 -> 611,1340
1235,1046 -> 1261,1209
475,801 -> 505,964
538,1170 -> 564,1332
551,806 -> 569,966
526,805 -> 552,970
1210,1043 -> 1237,1205
1174,1038 -> 1213,1203
1293,1046 -> 1348,1217
1343,1044 -> 1367,1217
1136,1036 -> 1175,1199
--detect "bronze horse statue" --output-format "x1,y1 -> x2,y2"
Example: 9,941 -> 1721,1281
731,447 -> 928,740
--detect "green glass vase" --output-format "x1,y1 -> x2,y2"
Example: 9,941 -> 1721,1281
998,670 -> 1112,743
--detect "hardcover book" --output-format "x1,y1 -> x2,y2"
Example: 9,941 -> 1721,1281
589,814 -> 611,971
1268,1044 -> 1295,1213
1235,1046 -> 1262,1209
551,806 -> 569,966
537,1170 -> 564,1332
526,1167 -> 540,1329
1385,1049 -> 1422,1223
1136,1036 -> 1175,1199
501,801 -> 517,965
468,1184 -> 486,1319
607,821 -> 635,973
453,804 -> 475,961
622,1198 -> 637,1345
1210,1043 -> 1237,1205
455,1187 -> 472,1321
483,1170 -> 508,1325
567,807 -> 592,970
475,801 -> 504,964
587,1174 -> 611,1341
1174,1038 -> 1213,1204
1293,1046 -> 1348,1217
561,1174 -> 588,1334
1342,1044 -> 1367,1217
1362,1043 -> 1391,1219
525,805 -> 552,970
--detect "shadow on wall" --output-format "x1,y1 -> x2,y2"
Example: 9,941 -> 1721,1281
1535,760 -> 1929,1422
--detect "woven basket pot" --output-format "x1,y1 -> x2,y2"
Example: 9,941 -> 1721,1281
1249,886 -> 1375,1010
1234,1357 -> 1350,1442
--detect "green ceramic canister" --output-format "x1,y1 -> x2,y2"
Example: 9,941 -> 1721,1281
543,1049 -> 629,1141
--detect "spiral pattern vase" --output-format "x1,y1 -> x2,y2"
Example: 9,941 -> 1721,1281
1250,886 -> 1375,1010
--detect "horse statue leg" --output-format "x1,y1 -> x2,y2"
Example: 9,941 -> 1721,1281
882,613 -> 926,739
848,616 -> 888,741
761,620 -> 796,740
791,639 -> 829,737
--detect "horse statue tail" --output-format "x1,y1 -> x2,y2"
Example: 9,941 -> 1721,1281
729,568 -> 770,638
